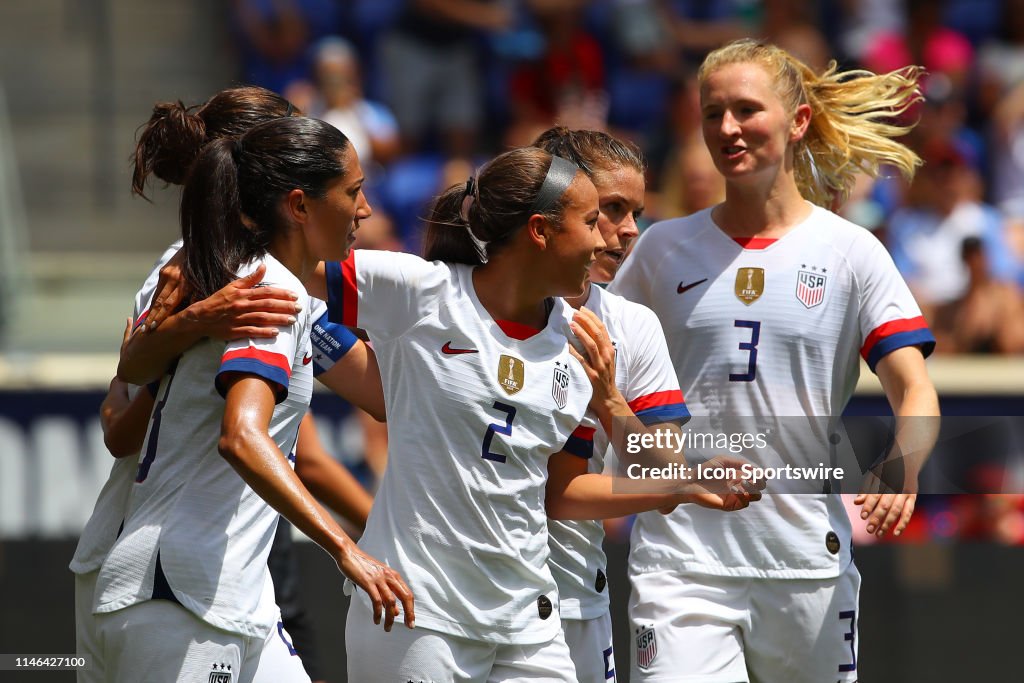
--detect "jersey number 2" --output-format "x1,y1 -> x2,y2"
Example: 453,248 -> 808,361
729,319 -> 761,382
482,401 -> 517,463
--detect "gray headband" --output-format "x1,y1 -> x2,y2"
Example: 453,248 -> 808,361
530,155 -> 579,214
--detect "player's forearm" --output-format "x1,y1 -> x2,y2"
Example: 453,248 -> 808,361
218,427 -> 358,559
297,453 -> 374,531
889,381 -> 940,481
545,472 -> 685,520
102,385 -> 156,458
118,313 -> 205,384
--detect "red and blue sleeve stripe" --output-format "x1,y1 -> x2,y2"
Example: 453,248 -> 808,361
628,390 -> 691,426
562,425 -> 595,460
325,254 -> 358,327
216,347 -> 291,403
861,316 -> 936,372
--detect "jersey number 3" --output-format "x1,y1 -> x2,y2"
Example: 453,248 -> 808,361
482,400 -> 517,463
729,319 -> 761,382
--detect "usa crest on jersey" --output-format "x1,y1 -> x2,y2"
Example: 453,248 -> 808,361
551,361 -> 570,409
636,624 -> 658,669
796,270 -> 827,308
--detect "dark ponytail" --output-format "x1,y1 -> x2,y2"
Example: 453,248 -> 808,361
180,116 -> 350,299
423,147 -> 579,265
132,87 -> 295,199
132,101 -> 206,198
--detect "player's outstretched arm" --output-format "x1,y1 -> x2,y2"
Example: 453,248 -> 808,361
855,346 -> 939,537
219,373 -> 414,631
119,261 -> 302,385
295,412 -> 375,530
545,449 -> 762,520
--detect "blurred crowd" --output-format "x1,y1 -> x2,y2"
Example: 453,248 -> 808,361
226,0 -> 1024,358
228,0 -> 1024,356
228,0 -> 1024,545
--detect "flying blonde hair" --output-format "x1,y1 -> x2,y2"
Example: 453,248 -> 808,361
698,38 -> 923,207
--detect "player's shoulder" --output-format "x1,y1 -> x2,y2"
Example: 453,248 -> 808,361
807,205 -> 884,250
360,248 -> 455,289
801,205 -> 891,270
588,285 -> 660,331
251,253 -> 309,300
636,209 -> 714,249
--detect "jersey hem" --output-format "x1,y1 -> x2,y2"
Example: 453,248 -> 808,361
364,595 -> 561,645
556,597 -> 610,621
94,594 -> 273,639
628,557 -> 848,580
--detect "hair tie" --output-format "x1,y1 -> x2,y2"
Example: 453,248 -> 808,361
458,175 -> 488,261
285,101 -> 296,117
459,176 -> 477,223
530,155 -> 579,214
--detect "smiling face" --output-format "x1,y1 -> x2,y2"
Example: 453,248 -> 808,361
589,164 -> 644,284
303,146 -> 372,262
700,61 -> 808,187
545,173 -> 604,297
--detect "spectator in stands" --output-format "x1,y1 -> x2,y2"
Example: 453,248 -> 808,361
931,236 -> 1024,354
885,140 -> 1010,317
861,0 -> 973,96
505,0 -> 608,147
379,0 -> 509,157
229,0 -> 342,96
306,36 -> 401,171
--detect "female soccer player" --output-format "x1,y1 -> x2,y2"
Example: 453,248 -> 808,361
310,145 -> 756,682
314,147 -> 603,682
92,116 -> 413,683
610,39 -> 940,683
73,88 -> 379,683
534,126 -> 761,683
531,126 -> 687,683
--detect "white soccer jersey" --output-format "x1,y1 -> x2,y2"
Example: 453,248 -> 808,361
324,250 -> 596,644
610,205 -> 935,578
69,241 -> 181,575
548,285 -> 689,620
71,245 -> 352,579
94,253 -> 315,639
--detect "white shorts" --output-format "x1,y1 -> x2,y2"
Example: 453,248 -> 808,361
252,617 -> 312,683
94,600 -> 264,683
345,593 -> 578,682
562,613 -> 617,683
74,571 -> 103,683
628,563 -> 861,683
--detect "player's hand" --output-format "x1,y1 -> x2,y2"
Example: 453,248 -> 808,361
568,307 -> 620,413
337,546 -> 415,632
178,264 -> 302,340
146,260 -> 302,340
145,249 -> 188,330
853,490 -> 917,537
855,462 -> 919,537
677,455 -> 765,508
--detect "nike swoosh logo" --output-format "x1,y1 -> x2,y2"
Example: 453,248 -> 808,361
677,278 -> 708,294
302,353 -> 312,365
441,341 -> 478,355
